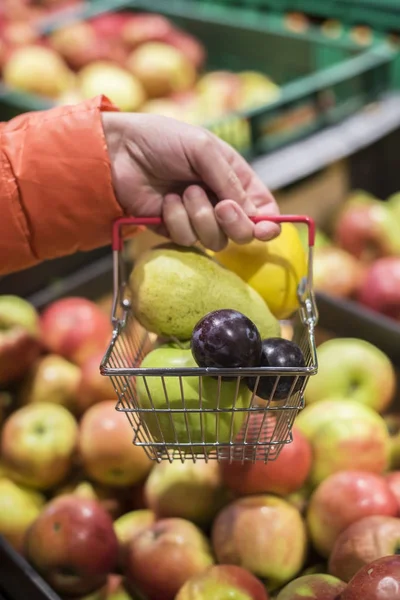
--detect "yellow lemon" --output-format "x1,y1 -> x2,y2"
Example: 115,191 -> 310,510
213,223 -> 307,320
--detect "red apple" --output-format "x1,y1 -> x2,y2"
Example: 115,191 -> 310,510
55,478 -> 131,520
357,257 -> 400,319
76,351 -> 115,414
113,509 -> 156,570
196,71 -> 242,119
0,295 -> 41,385
307,471 -> 398,558
2,21 -> 39,47
329,515 -> 400,583
79,400 -> 152,487
163,28 -> 206,69
386,472 -> 400,512
124,518 -> 215,600
40,297 -> 112,366
126,41 -> 196,98
145,459 -> 229,526
211,495 -> 307,589
20,354 -> 81,412
313,246 -> 365,298
25,495 -> 118,597
121,13 -> 173,48
340,555 -> 400,599
220,424 -> 312,497
176,565 -> 269,600
276,574 -> 346,599
90,12 -> 133,40
334,197 -> 400,262
1,402 -> 78,490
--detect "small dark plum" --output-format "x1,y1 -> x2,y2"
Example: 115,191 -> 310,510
191,309 -> 262,371
247,337 -> 306,400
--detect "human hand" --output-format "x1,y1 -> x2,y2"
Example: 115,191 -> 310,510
102,112 -> 280,251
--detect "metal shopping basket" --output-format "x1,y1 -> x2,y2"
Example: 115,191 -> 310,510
100,215 -> 318,464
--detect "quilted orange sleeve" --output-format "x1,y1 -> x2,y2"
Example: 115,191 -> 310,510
0,95 -> 125,275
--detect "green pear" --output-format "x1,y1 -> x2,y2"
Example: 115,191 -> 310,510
129,244 -> 280,340
136,347 -> 252,454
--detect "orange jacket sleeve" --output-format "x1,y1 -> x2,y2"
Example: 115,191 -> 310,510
0,95 -> 125,276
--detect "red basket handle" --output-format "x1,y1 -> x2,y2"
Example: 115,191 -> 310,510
112,215 -> 315,252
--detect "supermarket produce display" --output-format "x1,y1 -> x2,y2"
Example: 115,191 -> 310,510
1,219 -> 400,599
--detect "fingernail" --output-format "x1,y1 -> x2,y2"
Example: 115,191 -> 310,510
218,204 -> 238,223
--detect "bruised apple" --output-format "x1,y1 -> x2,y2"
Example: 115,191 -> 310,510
329,515 -> 400,582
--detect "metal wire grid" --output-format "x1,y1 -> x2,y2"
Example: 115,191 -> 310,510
102,309 -> 317,464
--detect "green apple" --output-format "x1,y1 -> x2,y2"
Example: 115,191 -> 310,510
136,347 -> 251,454
305,338 -> 396,413
0,477 -> 45,551
296,399 -> 390,486
144,460 -> 230,526
276,574 -> 346,599
1,402 -> 78,490
114,509 -> 156,570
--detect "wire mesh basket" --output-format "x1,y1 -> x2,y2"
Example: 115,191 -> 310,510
101,215 -> 318,464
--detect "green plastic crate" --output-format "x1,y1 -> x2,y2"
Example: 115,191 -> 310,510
0,0 -> 396,159
187,0 -> 400,33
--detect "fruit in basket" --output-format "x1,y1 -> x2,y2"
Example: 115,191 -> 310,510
20,354 -> 81,412
25,495 -> 119,597
79,400 -> 152,487
276,574 -> 346,600
212,495 -> 307,589
246,338 -> 306,400
76,350 -> 115,414
1,402 -> 78,490
213,223 -> 307,320
136,347 -> 251,452
234,71 -> 281,111
357,256 -> 400,320
329,515 -> 400,583
78,61 -> 146,112
334,196 -> 400,261
129,245 -> 280,341
114,509 -> 156,570
0,478 -> 45,552
176,565 -> 270,600
340,555 -> 400,600
306,471 -> 398,558
126,42 -> 196,98
220,425 -> 312,496
121,13 -> 173,48
40,297 -> 112,367
0,295 -> 41,385
3,45 -> 75,98
144,460 -> 228,526
191,309 -> 262,370
305,338 -> 396,413
313,246 -> 365,298
124,518 -> 214,600
296,400 -> 390,486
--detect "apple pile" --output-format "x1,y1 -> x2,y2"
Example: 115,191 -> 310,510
0,9 -> 281,125
303,190 -> 400,322
1,291 -> 400,598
